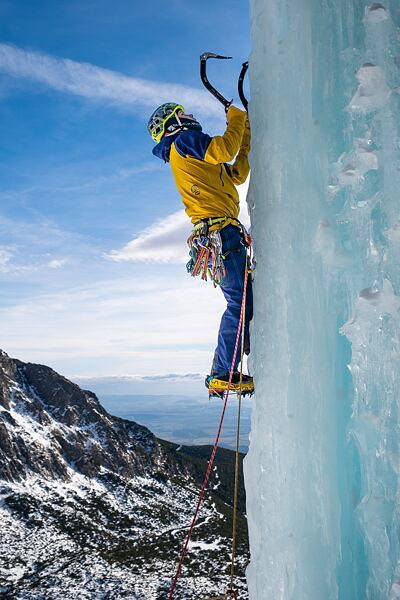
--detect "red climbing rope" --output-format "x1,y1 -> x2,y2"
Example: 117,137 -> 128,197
168,252 -> 250,599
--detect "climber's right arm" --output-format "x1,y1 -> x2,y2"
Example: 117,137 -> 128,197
173,105 -> 247,165
203,105 -> 247,165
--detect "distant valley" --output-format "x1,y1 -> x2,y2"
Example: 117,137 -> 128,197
99,394 -> 252,451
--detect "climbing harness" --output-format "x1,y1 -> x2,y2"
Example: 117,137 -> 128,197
186,223 -> 225,286
186,218 -> 251,287
168,245 -> 252,599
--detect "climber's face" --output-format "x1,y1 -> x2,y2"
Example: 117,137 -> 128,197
177,110 -> 196,121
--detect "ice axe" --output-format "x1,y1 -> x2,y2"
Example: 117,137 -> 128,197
238,61 -> 249,112
200,52 -> 249,112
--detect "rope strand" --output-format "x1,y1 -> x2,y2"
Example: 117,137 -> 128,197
168,254 -> 250,599
228,266 -> 247,593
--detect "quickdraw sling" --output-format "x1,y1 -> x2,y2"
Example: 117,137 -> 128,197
186,217 -> 251,287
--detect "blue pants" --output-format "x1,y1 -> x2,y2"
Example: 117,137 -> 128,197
211,225 -> 253,375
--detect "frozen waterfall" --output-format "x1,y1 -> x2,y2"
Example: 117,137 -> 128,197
244,1 -> 400,599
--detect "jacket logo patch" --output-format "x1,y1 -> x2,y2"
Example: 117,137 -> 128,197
191,184 -> 200,196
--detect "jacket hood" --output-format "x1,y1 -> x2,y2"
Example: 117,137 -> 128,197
152,133 -> 180,163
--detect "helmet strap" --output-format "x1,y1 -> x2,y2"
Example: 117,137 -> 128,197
175,111 -> 183,127
162,111 -> 202,139
164,110 -> 184,138
164,128 -> 183,138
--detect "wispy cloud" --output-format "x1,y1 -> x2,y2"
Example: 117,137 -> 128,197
140,373 -> 203,381
0,273 -> 225,376
77,373 -> 203,382
0,244 -> 44,275
5,162 -> 161,197
108,180 -> 251,264
0,214 -> 95,278
48,259 -> 68,269
0,43 -> 221,118
108,210 -> 191,263
0,246 -> 13,272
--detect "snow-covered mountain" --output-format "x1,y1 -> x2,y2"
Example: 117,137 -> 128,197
0,350 -> 248,599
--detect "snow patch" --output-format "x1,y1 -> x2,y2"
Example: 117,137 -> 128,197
333,141 -> 379,188
341,279 -> 400,340
364,3 -> 388,23
385,221 -> 400,242
349,64 -> 390,112
314,220 -> 351,268
188,538 -> 222,551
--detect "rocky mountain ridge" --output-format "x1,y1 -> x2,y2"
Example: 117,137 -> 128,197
0,350 -> 249,599
0,349 -> 163,482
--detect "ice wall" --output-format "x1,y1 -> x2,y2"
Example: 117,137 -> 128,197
244,1 -> 400,599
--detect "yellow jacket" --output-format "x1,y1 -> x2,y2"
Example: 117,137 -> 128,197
153,106 -> 250,227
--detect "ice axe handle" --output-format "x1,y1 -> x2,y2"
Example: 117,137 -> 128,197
200,53 -> 233,112
238,61 -> 249,112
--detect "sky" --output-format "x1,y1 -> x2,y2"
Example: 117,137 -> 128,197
0,0 -> 251,391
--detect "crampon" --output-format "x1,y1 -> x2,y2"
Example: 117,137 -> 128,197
206,373 -> 254,399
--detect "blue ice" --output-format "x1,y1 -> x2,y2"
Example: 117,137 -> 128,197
244,1 -> 400,598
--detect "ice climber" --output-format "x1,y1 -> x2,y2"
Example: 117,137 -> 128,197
147,102 -> 253,396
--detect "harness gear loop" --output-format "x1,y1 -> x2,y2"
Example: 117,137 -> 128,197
186,218 -> 251,287
168,246 -> 251,599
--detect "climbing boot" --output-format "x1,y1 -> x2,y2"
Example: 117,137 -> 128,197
206,373 -> 254,397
